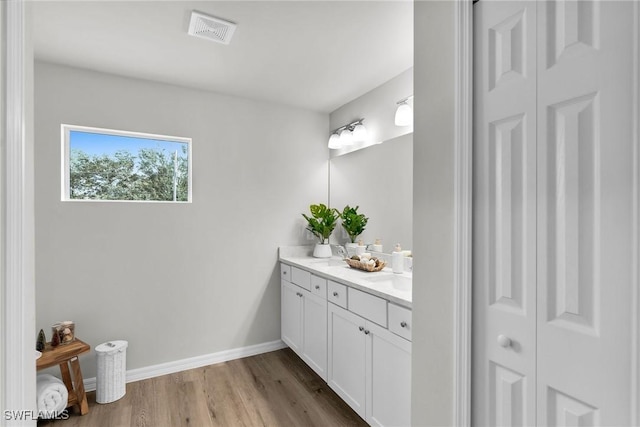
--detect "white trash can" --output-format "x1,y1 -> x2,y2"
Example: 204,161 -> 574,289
95,340 -> 128,404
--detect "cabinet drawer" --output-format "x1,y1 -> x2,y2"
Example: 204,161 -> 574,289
348,288 -> 387,327
280,264 -> 291,282
388,304 -> 412,341
311,275 -> 327,299
291,266 -> 311,291
328,280 -> 347,308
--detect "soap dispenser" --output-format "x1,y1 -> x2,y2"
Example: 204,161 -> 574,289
392,243 -> 404,274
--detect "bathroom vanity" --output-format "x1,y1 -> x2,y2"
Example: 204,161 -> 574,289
279,246 -> 412,427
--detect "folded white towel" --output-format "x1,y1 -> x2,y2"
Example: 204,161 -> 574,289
36,374 -> 68,418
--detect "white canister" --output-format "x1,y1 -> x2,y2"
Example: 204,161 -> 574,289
392,244 -> 404,274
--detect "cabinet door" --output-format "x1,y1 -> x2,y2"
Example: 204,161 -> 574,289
302,290 -> 327,381
328,303 -> 367,418
281,280 -> 303,354
366,321 -> 412,427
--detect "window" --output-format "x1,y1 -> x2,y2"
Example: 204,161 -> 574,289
62,125 -> 192,202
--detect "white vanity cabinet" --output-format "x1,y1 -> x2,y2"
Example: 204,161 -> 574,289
281,267 -> 327,381
280,258 -> 411,426
327,303 -> 411,427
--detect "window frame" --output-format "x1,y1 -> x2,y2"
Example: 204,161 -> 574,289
61,124 -> 193,203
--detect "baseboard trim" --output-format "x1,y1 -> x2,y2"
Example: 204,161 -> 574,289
83,339 -> 287,392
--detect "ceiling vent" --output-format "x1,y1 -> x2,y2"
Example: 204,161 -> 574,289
188,11 -> 237,45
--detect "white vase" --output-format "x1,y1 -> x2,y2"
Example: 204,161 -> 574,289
313,243 -> 332,258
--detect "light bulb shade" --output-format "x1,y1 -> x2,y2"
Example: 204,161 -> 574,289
395,102 -> 413,126
352,123 -> 367,142
328,133 -> 341,149
339,128 -> 354,146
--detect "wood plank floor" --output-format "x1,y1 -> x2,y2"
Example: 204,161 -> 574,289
38,348 -> 367,427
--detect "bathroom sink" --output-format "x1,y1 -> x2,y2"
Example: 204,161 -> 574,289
308,258 -> 346,267
365,274 -> 412,291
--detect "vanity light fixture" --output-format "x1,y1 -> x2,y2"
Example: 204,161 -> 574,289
395,95 -> 414,127
327,119 -> 367,149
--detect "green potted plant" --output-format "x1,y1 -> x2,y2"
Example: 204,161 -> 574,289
302,203 -> 339,258
340,205 -> 369,253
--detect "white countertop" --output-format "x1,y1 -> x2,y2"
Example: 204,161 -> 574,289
279,246 -> 412,309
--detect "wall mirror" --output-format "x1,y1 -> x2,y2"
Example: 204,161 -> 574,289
329,133 -> 413,253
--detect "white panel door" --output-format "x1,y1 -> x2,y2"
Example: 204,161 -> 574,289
474,1 -> 638,425
302,290 -> 327,381
281,280 -> 303,354
536,1 -> 635,425
327,303 -> 367,418
473,2 -> 538,425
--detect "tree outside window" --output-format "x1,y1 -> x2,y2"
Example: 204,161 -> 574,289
62,126 -> 192,202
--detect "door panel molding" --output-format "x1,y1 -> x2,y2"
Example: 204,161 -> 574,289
488,113 -> 528,314
489,362 -> 526,426
546,0 -> 600,69
545,92 -> 600,335
547,387 -> 599,427
488,8 -> 527,90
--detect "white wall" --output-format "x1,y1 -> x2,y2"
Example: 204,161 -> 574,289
412,1 -> 456,425
34,62 -> 328,379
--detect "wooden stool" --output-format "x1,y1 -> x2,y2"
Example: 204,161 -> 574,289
37,339 -> 90,415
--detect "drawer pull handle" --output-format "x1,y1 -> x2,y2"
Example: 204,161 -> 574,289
333,291 -> 339,297
359,326 -> 364,332
400,321 -> 408,328
283,271 -> 287,275
315,285 -> 320,290
364,330 -> 370,335
296,292 -> 303,297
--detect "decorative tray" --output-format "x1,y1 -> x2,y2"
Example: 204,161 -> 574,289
344,257 -> 387,272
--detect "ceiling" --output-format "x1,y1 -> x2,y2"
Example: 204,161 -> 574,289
33,1 -> 414,113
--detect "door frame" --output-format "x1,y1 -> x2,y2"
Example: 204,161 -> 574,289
632,2 -> 640,424
2,0 -> 37,423
452,0 -> 473,425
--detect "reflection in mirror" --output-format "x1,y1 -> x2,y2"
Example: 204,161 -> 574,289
329,134 -> 412,253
